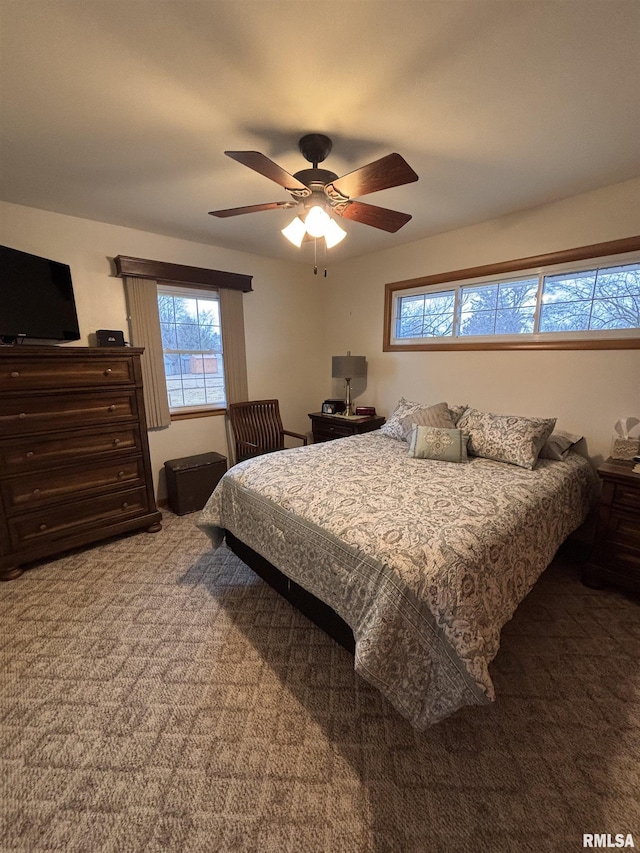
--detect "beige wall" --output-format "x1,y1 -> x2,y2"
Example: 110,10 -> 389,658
0,201 -> 326,497
321,178 -> 640,464
2,177 -> 639,504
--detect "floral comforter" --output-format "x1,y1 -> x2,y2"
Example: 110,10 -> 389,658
198,432 -> 597,729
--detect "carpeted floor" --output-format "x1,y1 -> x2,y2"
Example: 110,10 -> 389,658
1,509 -> 638,853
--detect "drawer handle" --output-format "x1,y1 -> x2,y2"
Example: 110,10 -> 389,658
25,451 -> 34,459
104,368 -> 112,376
122,502 -> 129,509
113,438 -> 121,446
33,488 -> 41,496
108,405 -> 116,412
39,523 -> 47,531
19,413 -> 27,419
118,471 -> 125,479
10,371 -> 19,378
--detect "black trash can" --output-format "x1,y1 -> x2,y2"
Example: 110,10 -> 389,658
164,452 -> 227,515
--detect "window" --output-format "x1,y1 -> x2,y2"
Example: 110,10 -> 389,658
385,237 -> 640,351
157,285 -> 226,412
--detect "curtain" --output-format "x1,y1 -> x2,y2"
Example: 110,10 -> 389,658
219,286 -> 248,405
123,276 -> 171,430
219,287 -> 248,465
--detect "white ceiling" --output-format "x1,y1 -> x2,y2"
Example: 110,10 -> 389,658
1,1 -> 639,264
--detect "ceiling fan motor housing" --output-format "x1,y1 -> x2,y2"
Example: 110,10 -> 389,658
293,168 -> 338,188
298,133 -> 333,167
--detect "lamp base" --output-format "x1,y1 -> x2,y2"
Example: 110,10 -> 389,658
344,378 -> 353,416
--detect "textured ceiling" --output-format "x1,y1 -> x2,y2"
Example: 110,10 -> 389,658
1,0 -> 639,263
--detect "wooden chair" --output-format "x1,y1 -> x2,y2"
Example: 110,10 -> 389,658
227,399 -> 307,463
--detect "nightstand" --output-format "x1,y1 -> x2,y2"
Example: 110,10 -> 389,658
308,412 -> 386,443
583,458 -> 640,594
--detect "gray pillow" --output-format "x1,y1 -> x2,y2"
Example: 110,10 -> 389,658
408,426 -> 469,462
380,398 -> 425,441
381,397 -> 466,442
456,407 -> 556,469
539,430 -> 583,460
398,402 -> 456,440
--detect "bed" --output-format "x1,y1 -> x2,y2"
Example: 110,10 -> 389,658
198,405 -> 598,729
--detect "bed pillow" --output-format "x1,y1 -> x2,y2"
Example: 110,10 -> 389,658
381,398 -> 466,441
408,425 -> 468,462
448,404 -> 468,425
398,402 -> 456,440
456,407 -> 556,469
539,430 -> 583,460
380,398 -> 428,441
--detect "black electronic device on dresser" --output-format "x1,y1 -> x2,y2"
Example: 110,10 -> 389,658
0,245 -> 81,344
0,346 -> 162,580
583,458 -> 640,594
309,411 -> 386,443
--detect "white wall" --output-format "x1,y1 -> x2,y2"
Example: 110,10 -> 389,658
321,178 -> 640,464
1,202 -> 326,497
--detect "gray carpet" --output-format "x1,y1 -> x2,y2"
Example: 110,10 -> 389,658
1,510 -> 638,853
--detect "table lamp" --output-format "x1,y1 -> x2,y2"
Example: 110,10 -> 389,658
331,351 -> 367,416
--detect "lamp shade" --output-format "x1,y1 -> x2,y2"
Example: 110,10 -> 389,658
332,353 -> 367,379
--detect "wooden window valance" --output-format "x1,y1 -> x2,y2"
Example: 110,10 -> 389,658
114,255 -> 253,292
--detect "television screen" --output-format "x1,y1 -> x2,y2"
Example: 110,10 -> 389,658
0,245 -> 81,343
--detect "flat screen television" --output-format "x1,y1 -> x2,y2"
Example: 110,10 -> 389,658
0,245 -> 81,344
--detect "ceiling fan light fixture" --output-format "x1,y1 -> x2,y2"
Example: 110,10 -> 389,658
323,217 -> 347,248
304,205 -> 331,238
281,216 -> 306,247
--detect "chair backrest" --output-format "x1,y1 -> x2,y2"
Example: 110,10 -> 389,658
227,399 -> 285,461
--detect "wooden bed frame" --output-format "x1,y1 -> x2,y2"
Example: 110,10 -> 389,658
225,529 -> 355,653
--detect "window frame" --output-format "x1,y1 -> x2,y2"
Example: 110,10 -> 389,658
115,254 -> 251,425
383,236 -> 640,352
157,283 -> 227,418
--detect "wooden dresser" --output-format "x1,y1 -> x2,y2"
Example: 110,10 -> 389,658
0,346 -> 162,580
583,458 -> 640,594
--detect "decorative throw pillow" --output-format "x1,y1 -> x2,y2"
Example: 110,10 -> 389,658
398,402 -> 456,440
380,398 -> 427,441
408,426 -> 469,462
539,430 -> 583,460
448,404 -> 468,425
456,407 -> 556,470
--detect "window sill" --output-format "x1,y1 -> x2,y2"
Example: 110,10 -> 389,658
170,408 -> 227,421
385,337 -> 640,352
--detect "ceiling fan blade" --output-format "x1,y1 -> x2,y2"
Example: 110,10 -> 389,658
209,201 -> 296,218
225,151 -> 311,195
338,201 -> 412,233
330,153 -> 418,199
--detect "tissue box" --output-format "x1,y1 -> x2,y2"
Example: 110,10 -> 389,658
610,437 -> 640,460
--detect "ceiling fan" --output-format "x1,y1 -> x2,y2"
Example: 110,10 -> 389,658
209,134 -> 419,248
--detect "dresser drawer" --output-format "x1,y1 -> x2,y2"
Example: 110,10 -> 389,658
0,356 -> 135,392
2,457 -> 145,513
314,421 -> 354,441
611,482 -> 640,513
0,392 -> 138,436
7,487 -> 152,550
604,510 -> 640,551
0,426 -> 140,474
